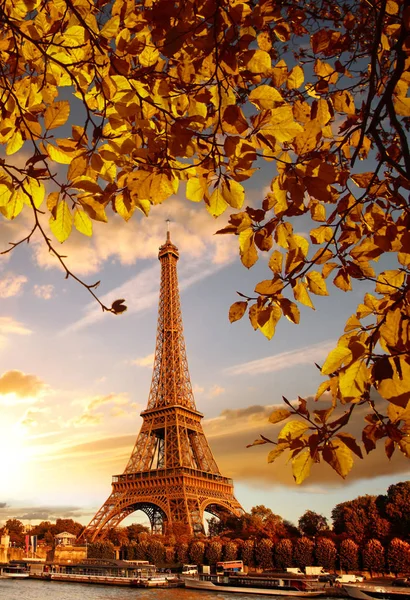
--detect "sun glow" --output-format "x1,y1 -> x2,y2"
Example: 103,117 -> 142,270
0,418 -> 31,492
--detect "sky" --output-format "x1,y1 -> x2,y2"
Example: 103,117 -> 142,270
0,160 -> 409,532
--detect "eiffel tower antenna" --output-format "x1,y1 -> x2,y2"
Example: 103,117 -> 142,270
81,231 -> 243,539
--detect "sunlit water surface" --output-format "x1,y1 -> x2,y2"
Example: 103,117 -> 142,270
0,579 -> 344,600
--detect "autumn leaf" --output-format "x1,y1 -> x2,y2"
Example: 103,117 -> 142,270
44,101 -> 70,130
268,408 -> 292,424
321,346 -> 353,375
74,208 -> 93,236
306,271 -> 328,296
292,449 -> 313,484
323,439 -> 354,478
278,420 -> 310,442
229,301 -> 247,323
49,200 -> 72,243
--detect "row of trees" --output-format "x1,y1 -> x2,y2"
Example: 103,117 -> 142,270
2,482 -> 409,559
87,535 -> 410,575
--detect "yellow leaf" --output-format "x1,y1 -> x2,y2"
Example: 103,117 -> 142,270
114,194 -> 135,222
222,179 -> 245,209
323,439 -> 353,478
0,189 -> 24,219
6,130 -> 23,155
267,443 -> 288,463
279,420 -> 310,441
73,208 -> 93,236
207,188 -> 228,217
49,199 -> 72,242
293,281 -> 315,309
278,297 -> 300,324
72,176 -> 103,195
255,278 -> 283,295
287,65 -> 304,89
387,401 -> 410,424
269,408 -> 292,424
292,449 -> 313,484
375,270 -> 405,295
100,15 -> 120,38
151,172 -> 179,204
376,358 -> 410,408
264,105 -> 304,143
23,177 -> 45,208
249,85 -> 284,109
139,45 -> 160,67
394,95 -> 410,117
80,196 -> 108,223
239,229 -> 258,268
269,250 -> 283,274
310,225 -> 333,244
135,198 -> 150,217
333,270 -> 352,292
257,305 -> 281,339
399,436 -> 410,458
186,178 -> 204,203
245,49 -> 271,73
306,271 -> 328,296
229,301 -> 247,323
47,144 -> 73,164
44,100 -> 70,130
321,346 -> 353,375
0,183 -> 13,207
339,360 -> 368,400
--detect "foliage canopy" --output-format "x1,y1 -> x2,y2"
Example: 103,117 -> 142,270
0,0 -> 409,481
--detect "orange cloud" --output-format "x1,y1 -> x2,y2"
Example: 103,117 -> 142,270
0,370 -> 47,398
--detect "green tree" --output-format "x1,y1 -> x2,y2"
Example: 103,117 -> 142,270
2,0 -> 409,483
293,536 -> 314,570
339,539 -> 359,573
362,539 -> 385,575
387,538 -> 410,575
274,539 -> 293,571
299,511 -> 329,537
314,538 -> 337,572
255,538 -> 274,570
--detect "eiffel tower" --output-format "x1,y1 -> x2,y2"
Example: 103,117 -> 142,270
82,229 -> 243,539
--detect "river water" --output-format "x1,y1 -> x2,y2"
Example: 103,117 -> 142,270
0,579 -> 344,600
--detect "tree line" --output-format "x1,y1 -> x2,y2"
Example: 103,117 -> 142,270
2,482 -> 409,573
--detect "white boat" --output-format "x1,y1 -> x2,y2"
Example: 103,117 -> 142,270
0,566 -> 29,579
184,573 -> 326,596
344,583 -> 410,600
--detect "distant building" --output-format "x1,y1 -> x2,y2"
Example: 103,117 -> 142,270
55,532 -> 76,546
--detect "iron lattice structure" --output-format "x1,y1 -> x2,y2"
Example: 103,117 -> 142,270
82,232 -> 243,540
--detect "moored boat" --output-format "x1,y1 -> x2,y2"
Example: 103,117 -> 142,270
0,565 -> 29,579
183,572 -> 327,596
343,583 -> 410,600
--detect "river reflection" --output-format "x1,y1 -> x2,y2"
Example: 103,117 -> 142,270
0,579 -> 343,600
